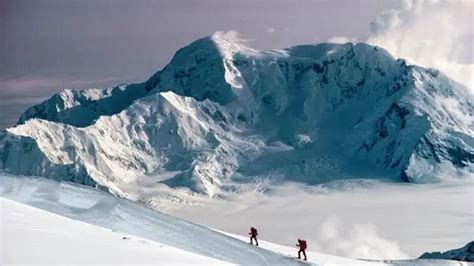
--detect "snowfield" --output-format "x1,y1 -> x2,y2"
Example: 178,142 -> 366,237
0,175 -> 301,265
1,175 -> 472,265
1,197 -> 231,265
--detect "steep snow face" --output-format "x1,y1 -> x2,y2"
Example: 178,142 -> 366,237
4,91 -> 264,197
0,131 -> 96,186
1,32 -> 473,197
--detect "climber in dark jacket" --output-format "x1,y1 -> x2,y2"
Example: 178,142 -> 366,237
296,239 -> 307,261
249,227 -> 259,246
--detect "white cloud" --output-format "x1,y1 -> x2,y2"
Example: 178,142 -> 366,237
310,216 -> 409,259
327,36 -> 357,44
266,27 -> 275,34
367,0 -> 474,91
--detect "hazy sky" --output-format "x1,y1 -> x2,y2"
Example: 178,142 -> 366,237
3,0 -> 472,129
0,0 -> 402,128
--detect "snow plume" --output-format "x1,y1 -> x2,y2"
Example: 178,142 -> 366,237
327,36 -> 357,44
368,0 -> 474,91
211,31 -> 258,58
311,216 -> 408,259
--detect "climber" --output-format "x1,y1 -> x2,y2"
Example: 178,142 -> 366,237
296,239 -> 307,261
249,227 -> 259,246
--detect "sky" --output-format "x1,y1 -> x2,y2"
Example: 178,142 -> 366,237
0,0 -> 472,129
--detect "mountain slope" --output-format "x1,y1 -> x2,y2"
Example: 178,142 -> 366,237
1,175 -> 466,265
1,197 -> 231,265
0,32 -> 472,198
0,175 -> 303,265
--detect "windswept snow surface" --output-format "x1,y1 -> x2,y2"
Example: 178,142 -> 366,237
1,176 -> 468,266
0,175 -> 306,265
0,197 -> 231,265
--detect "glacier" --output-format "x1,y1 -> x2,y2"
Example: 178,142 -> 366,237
1,31 -> 473,199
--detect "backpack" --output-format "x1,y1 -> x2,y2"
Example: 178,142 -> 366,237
251,227 -> 258,235
300,240 -> 307,249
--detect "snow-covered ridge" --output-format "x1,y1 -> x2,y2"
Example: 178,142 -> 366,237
0,32 -> 473,198
419,241 -> 474,262
17,82 -> 148,127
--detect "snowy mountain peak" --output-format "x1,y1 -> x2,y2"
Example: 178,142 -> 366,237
1,33 -> 473,198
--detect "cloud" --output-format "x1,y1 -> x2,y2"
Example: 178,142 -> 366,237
310,216 -> 408,259
266,27 -> 276,34
327,36 -> 357,44
367,0 -> 474,91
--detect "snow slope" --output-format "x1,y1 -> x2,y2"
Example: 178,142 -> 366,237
220,231 -> 470,266
0,31 -> 473,199
219,230 -> 380,265
0,174 -> 305,265
1,175 -> 468,265
0,197 -> 231,265
167,179 -> 474,259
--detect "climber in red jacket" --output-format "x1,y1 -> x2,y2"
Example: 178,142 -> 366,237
296,239 -> 307,261
249,227 -> 259,246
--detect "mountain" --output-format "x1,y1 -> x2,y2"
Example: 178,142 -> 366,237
419,241 -> 474,262
1,31 -> 473,198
